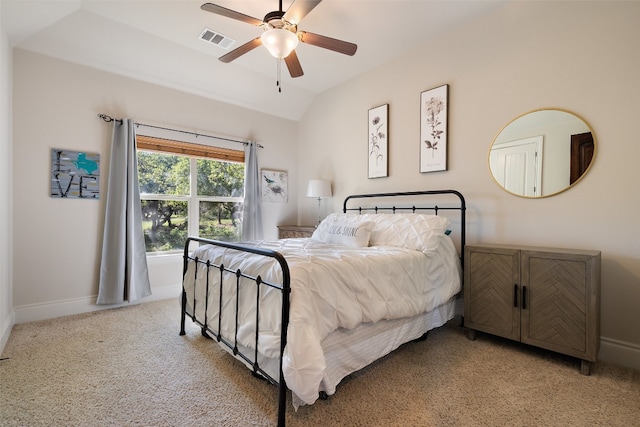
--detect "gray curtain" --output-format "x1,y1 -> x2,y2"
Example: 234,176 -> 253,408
241,141 -> 263,241
97,118 -> 151,305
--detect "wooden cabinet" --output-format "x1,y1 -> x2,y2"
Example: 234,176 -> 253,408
464,244 -> 601,375
277,225 -> 316,239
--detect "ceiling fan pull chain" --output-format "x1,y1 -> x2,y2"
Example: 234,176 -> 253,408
277,59 -> 282,93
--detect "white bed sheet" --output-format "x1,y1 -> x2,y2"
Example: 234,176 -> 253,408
222,295 -> 463,409
183,236 -> 461,406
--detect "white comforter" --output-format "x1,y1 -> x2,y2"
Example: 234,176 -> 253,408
183,236 -> 461,405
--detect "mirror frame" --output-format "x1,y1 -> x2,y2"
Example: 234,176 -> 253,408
488,108 -> 597,199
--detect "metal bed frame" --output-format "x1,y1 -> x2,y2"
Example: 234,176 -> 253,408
180,189 -> 466,427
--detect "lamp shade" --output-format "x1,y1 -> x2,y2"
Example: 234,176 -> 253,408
306,180 -> 332,198
261,28 -> 299,59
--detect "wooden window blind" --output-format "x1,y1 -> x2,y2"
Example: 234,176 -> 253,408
136,134 -> 245,163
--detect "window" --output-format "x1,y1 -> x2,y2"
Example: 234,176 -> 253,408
137,135 -> 245,253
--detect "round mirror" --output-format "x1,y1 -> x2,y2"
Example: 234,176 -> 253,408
489,109 -> 596,198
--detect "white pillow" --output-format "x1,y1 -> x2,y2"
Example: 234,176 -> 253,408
312,213 -> 374,247
360,213 -> 450,252
312,213 -> 356,240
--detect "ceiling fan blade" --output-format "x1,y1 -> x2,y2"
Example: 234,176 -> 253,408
299,31 -> 357,56
218,37 -> 262,63
283,0 -> 322,25
201,3 -> 263,26
284,50 -> 304,78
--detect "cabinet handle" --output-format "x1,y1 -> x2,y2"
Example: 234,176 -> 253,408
522,286 -> 527,310
513,284 -> 518,308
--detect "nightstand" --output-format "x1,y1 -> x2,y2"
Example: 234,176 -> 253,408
464,243 -> 601,375
277,225 -> 316,239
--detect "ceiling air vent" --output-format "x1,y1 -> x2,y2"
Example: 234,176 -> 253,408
199,28 -> 235,50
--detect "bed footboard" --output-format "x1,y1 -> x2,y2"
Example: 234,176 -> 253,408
180,236 -> 291,427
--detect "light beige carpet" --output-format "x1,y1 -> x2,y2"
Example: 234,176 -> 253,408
1,298 -> 638,426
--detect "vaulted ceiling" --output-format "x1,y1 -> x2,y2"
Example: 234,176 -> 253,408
2,0 -> 507,120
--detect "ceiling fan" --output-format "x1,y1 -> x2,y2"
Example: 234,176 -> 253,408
201,0 -> 357,81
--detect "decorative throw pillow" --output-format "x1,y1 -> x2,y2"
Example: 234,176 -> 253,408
324,220 -> 374,247
312,213 -> 373,247
312,213 -> 355,241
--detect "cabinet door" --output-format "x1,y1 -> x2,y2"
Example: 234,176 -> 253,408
520,251 -> 591,359
464,246 -> 521,341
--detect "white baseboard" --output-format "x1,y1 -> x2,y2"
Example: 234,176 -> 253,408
0,308 -> 15,355
13,284 -> 182,324
599,336 -> 640,372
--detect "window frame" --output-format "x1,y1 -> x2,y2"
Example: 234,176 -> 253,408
137,135 -> 245,255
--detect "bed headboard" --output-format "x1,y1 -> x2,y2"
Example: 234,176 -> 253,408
342,189 -> 466,265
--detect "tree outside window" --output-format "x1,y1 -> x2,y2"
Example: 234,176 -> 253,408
138,151 -> 244,253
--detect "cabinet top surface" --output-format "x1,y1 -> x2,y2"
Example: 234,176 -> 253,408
277,225 -> 316,230
466,243 -> 600,257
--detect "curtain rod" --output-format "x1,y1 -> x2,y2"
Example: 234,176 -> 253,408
97,114 -> 263,148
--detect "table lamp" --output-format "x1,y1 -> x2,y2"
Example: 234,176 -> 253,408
306,179 -> 332,225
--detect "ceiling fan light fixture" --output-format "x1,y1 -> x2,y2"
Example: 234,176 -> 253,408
261,28 -> 299,59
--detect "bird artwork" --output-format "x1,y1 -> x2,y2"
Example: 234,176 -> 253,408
263,174 -> 275,185
261,171 -> 288,202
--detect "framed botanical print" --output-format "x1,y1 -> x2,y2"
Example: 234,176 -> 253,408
368,104 -> 388,178
420,84 -> 448,173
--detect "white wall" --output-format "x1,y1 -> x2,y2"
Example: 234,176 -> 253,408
0,4 -> 15,353
297,2 -> 640,369
11,50 -> 299,321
